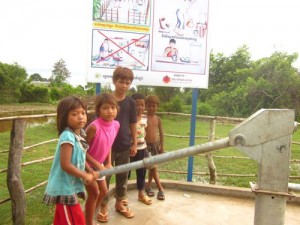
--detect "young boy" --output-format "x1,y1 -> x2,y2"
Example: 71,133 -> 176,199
163,38 -> 178,58
129,93 -> 152,205
144,95 -> 165,200
103,66 -> 137,219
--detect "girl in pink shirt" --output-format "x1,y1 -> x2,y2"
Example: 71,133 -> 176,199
85,93 -> 120,225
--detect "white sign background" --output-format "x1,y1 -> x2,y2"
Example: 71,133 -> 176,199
87,0 -> 210,88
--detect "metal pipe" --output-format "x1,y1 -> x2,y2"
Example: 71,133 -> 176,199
288,183 -> 300,192
99,137 -> 229,177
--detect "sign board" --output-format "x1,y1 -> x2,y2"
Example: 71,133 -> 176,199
87,0 -> 209,88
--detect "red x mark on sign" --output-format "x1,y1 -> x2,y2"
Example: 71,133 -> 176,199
96,30 -> 148,66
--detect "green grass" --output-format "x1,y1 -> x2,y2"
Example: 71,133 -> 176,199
0,123 -> 57,225
0,115 -> 300,224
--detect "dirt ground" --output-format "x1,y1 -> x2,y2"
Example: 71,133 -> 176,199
0,104 -> 56,113
0,97 -> 95,115
0,104 -> 57,118
0,102 -> 95,119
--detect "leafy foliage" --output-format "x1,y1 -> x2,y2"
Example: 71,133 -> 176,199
161,96 -> 183,112
50,83 -> 87,101
0,62 -> 28,103
203,46 -> 300,119
154,86 -> 181,102
251,52 -> 300,108
49,59 -> 71,86
28,73 -> 48,82
20,84 -> 50,103
93,0 -> 101,19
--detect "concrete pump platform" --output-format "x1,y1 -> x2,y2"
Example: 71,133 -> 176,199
91,180 -> 300,225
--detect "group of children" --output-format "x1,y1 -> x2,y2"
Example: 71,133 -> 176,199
43,66 -> 165,225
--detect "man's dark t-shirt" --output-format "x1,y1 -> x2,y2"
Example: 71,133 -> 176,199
112,96 -> 137,152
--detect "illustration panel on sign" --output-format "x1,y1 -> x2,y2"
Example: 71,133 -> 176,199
93,0 -> 151,26
91,29 -> 150,71
151,0 -> 208,75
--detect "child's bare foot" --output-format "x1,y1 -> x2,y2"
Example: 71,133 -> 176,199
121,199 -> 128,206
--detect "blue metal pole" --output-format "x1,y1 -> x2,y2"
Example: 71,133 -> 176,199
96,83 -> 101,95
187,88 -> 199,181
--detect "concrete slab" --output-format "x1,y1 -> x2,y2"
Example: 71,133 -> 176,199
91,180 -> 300,225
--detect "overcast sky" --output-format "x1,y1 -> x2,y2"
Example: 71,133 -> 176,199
0,0 -> 299,86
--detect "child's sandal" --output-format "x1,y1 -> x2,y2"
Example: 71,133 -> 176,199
157,191 -> 165,200
145,187 -> 155,197
97,212 -> 108,223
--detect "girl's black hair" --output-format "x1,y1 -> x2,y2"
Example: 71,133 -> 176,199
56,96 -> 87,135
94,93 -> 119,117
131,93 -> 145,100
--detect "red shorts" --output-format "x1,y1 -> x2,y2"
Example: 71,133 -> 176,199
53,203 -> 85,225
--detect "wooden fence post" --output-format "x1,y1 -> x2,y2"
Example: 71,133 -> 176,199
206,118 -> 217,184
7,119 -> 26,225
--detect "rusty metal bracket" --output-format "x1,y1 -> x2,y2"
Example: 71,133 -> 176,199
250,182 -> 296,198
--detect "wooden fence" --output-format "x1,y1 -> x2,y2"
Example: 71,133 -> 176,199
0,112 -> 299,224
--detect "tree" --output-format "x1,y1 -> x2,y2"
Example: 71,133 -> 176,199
208,45 -> 253,94
28,73 -> 48,82
204,50 -> 300,118
153,86 -> 181,102
248,52 -> 300,113
0,62 -> 28,103
136,85 -> 153,97
49,59 -> 71,86
93,0 -> 101,20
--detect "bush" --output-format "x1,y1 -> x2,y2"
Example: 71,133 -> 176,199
50,84 -> 88,101
49,87 -> 62,101
198,102 -> 214,115
20,84 -> 50,103
49,85 -> 72,101
162,96 -> 183,112
0,89 -> 21,103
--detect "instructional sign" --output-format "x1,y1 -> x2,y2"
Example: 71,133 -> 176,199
87,0 -> 210,88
